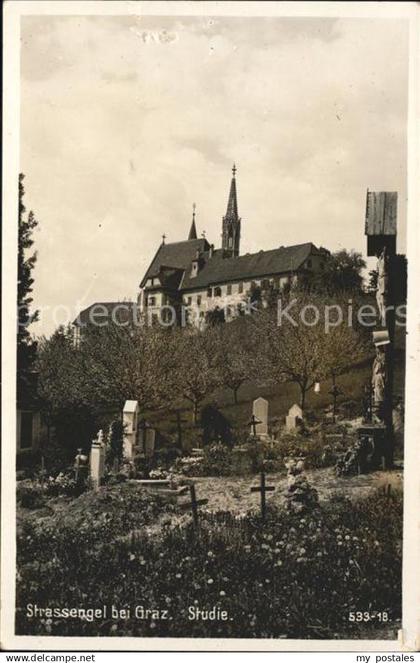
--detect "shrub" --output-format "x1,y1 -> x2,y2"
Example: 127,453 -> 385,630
44,472 -> 87,497
16,482 -> 45,509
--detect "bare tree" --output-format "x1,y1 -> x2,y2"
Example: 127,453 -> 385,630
253,294 -> 369,411
171,328 -> 221,423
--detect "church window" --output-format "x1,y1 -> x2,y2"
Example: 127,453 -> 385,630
187,296 -> 192,305
207,287 -> 213,298
238,282 -> 243,294
197,295 -> 202,305
261,279 -> 270,289
214,286 -> 222,297
148,296 -> 156,306
228,236 -> 233,248
227,284 -> 232,295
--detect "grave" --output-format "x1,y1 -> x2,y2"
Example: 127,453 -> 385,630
90,430 -> 106,489
123,400 -> 139,460
285,403 -> 303,431
251,397 -> 269,437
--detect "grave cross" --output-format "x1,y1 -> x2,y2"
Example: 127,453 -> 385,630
180,484 -> 208,528
170,410 -> 188,449
250,471 -> 275,520
248,414 -> 262,438
329,371 -> 343,423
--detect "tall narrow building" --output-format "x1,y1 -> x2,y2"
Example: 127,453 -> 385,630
221,164 -> 241,257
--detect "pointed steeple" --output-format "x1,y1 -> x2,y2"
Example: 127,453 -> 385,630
222,164 -> 241,257
188,203 -> 198,240
225,163 -> 238,219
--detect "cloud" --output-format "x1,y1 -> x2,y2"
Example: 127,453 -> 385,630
20,14 -> 408,336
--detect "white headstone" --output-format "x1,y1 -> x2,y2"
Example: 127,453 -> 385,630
123,400 -> 139,460
285,403 -> 303,430
252,397 -> 269,436
90,430 -> 106,489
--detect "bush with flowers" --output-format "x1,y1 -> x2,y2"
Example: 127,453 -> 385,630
16,485 -> 401,639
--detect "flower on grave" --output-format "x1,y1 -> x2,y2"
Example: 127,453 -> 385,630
207,578 -> 214,584
219,590 -> 226,596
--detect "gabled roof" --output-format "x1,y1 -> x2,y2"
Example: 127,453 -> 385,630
181,243 -> 322,290
73,301 -> 135,327
140,238 -> 209,288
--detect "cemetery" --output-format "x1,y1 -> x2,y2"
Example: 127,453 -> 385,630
15,191 -> 405,640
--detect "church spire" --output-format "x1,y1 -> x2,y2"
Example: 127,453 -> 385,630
188,203 -> 198,240
222,164 -> 241,257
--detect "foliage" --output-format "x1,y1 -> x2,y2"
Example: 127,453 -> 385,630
16,482 -> 45,509
171,328 -> 221,423
16,490 -> 402,638
251,293 -> 370,410
215,318 -> 254,404
200,404 -> 232,446
301,249 -> 366,296
108,419 -> 124,465
17,174 -> 39,401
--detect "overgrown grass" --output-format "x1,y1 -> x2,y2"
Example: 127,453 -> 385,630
16,489 -> 402,639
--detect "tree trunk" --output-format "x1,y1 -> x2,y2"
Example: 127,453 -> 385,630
300,384 -> 307,411
193,400 -> 199,425
233,386 -> 239,405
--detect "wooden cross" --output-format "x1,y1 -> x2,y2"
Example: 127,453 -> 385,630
170,410 -> 188,448
329,371 -> 343,423
180,484 -> 208,528
250,471 -> 275,521
248,414 -> 262,438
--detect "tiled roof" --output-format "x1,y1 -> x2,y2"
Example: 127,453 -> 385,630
181,243 -> 320,290
73,301 -> 135,327
140,238 -> 209,287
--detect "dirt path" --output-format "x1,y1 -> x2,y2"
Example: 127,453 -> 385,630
187,467 -> 403,514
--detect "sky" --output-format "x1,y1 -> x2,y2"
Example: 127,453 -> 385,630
20,14 -> 409,336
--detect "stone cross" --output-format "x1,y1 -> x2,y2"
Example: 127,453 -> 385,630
250,471 -> 275,520
90,431 -> 105,490
123,400 -> 139,460
251,397 -> 269,437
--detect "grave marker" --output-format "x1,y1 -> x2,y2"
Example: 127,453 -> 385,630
252,397 -> 269,436
90,431 -> 106,489
180,484 -> 208,528
250,471 -> 275,520
123,400 -> 139,460
285,403 -> 303,430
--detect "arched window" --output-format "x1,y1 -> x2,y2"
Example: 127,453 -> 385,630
214,286 -> 222,297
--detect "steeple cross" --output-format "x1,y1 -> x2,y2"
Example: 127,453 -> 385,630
162,234 -> 166,244
232,163 -> 237,177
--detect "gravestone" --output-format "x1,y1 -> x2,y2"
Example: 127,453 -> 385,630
285,403 -> 303,431
252,397 -> 269,437
123,400 -> 139,460
90,430 -> 106,489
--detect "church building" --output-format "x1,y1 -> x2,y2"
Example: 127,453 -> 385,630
138,165 -> 329,325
